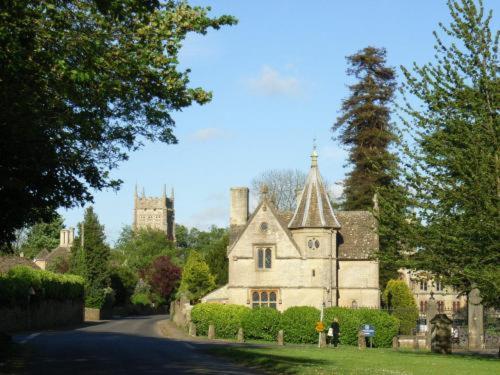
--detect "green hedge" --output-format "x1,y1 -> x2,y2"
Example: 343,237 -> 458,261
191,303 -> 250,339
324,307 -> 399,347
0,266 -> 84,307
242,307 -> 281,341
280,306 -> 321,344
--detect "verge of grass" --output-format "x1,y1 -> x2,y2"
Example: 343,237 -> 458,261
205,344 -> 500,375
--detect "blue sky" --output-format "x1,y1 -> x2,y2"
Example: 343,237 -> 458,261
59,0 -> 498,244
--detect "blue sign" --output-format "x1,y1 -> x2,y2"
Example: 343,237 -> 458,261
361,324 -> 375,337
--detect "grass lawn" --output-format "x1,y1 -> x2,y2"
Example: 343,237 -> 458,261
205,344 -> 500,375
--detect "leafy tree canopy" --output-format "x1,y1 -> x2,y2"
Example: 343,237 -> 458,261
178,251 -> 215,303
140,255 -> 181,300
400,0 -> 499,307
383,280 -> 419,335
18,214 -> 64,259
0,1 -> 237,246
114,227 -> 179,271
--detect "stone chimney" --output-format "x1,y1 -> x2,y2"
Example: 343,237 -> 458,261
230,187 -> 249,227
59,228 -> 75,248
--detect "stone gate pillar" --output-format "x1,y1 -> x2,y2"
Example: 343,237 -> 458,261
468,287 -> 484,350
426,293 -> 437,349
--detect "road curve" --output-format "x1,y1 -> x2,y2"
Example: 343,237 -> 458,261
13,315 -> 262,374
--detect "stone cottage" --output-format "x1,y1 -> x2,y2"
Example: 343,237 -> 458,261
202,149 -> 380,310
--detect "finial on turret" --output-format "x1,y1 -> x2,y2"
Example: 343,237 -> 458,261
171,187 -> 174,200
142,187 -> 145,198
260,184 -> 269,200
135,184 -> 138,197
163,184 -> 166,198
311,139 -> 318,167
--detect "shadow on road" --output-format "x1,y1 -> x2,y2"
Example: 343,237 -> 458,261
18,321 -> 264,375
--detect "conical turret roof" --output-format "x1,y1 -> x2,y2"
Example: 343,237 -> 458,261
288,148 -> 340,229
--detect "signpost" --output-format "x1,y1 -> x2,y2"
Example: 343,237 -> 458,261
361,324 -> 376,348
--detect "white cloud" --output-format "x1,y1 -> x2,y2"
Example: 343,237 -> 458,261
247,66 -> 301,96
191,127 -> 228,142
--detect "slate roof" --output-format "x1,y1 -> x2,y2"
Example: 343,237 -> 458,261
288,150 -> 340,229
35,249 -> 50,260
336,211 -> 378,260
45,246 -> 71,263
0,256 -> 40,274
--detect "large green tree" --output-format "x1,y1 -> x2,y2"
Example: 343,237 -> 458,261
401,0 -> 499,306
178,251 -> 215,303
332,47 -> 406,287
114,227 -> 180,272
332,46 -> 398,211
0,1 -> 237,246
18,215 -> 64,259
71,206 -> 111,307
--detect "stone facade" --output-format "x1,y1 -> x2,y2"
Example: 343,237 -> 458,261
202,149 -> 380,310
34,228 -> 74,270
398,268 -> 467,316
133,185 -> 175,241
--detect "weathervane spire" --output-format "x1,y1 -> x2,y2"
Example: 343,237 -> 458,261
311,138 -> 318,167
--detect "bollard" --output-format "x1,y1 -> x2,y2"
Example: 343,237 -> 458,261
208,324 -> 215,340
277,330 -> 284,346
392,336 -> 399,350
188,322 -> 197,337
357,331 -> 366,350
237,328 -> 244,343
319,332 -> 327,348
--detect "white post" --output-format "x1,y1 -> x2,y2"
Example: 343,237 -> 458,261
318,303 -> 324,347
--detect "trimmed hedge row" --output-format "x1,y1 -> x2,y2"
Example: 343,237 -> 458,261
242,307 -> 281,341
191,303 -> 250,338
324,307 -> 400,347
0,266 -> 84,307
190,304 -> 400,347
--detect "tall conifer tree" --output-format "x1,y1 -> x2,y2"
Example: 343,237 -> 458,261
333,47 -> 397,210
333,47 -> 405,287
401,0 -> 499,307
71,206 -> 110,307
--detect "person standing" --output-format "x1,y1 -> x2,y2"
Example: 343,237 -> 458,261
329,317 -> 340,347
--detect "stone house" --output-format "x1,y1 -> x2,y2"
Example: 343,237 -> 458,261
398,269 -> 467,316
34,228 -> 74,270
202,149 -> 380,311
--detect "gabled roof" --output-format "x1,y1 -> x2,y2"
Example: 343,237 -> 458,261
0,256 -> 40,274
35,249 -> 50,260
288,149 -> 340,229
45,246 -> 71,263
228,198 -> 301,255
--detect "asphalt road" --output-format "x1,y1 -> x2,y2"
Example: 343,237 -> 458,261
13,315 -> 262,374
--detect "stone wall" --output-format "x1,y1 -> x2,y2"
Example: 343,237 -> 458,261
170,299 -> 193,329
0,300 -> 83,333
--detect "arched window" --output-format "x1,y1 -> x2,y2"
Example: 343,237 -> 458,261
251,290 -> 278,309
252,292 -> 260,309
437,301 -> 444,313
265,248 -> 272,269
257,247 -> 272,270
257,249 -> 264,269
270,292 -> 277,309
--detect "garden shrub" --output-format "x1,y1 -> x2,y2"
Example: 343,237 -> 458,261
383,280 -> 419,335
0,266 -> 84,307
280,306 -> 321,344
191,303 -> 250,339
110,266 -> 138,306
324,307 -> 399,347
242,307 -> 281,341
131,292 -> 152,307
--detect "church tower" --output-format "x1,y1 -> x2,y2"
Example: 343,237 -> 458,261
133,185 -> 175,241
